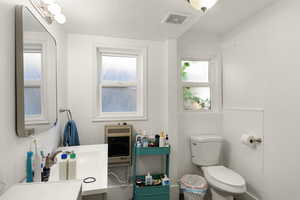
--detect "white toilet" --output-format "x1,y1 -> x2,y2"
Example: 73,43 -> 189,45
190,135 -> 246,200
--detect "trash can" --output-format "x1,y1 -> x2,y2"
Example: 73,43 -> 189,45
180,175 -> 208,200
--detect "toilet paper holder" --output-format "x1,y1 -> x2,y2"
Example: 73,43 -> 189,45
249,137 -> 263,144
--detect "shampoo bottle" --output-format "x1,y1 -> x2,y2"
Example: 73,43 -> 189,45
59,154 -> 68,180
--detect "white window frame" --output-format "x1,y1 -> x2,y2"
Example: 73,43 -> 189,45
24,39 -> 49,125
179,57 -> 220,113
93,44 -> 147,122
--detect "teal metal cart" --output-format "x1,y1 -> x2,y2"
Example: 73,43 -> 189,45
133,146 -> 171,200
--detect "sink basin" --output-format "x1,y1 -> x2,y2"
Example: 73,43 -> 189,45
0,181 -> 81,200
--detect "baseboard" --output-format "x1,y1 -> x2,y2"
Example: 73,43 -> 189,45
238,192 -> 259,200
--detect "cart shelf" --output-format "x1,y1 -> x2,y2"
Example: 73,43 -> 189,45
135,146 -> 170,156
133,146 -> 171,200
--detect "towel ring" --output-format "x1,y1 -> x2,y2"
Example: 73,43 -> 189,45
59,109 -> 73,121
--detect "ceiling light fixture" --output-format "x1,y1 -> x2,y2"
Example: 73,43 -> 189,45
30,0 -> 66,24
47,3 -> 62,16
186,0 -> 219,12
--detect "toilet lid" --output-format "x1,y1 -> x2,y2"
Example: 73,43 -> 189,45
206,166 -> 245,187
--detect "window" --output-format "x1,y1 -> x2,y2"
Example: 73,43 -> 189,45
181,60 -> 213,111
24,45 -> 44,119
95,46 -> 147,121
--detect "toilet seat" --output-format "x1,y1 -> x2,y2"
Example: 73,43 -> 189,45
202,166 -> 246,194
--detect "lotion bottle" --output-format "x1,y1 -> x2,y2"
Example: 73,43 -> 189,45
68,152 -> 77,180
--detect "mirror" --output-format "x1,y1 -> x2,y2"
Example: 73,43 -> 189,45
15,6 -> 57,137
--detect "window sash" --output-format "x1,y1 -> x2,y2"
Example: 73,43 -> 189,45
24,44 -> 46,123
98,84 -> 138,114
182,86 -> 212,111
94,45 -> 147,121
98,52 -> 139,115
181,59 -> 210,84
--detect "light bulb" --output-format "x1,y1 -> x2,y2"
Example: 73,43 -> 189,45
41,0 -> 54,5
48,3 -> 62,15
187,0 -> 219,11
54,14 -> 66,24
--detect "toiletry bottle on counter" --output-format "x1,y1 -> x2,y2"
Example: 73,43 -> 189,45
33,139 -> 42,182
68,152 -> 77,180
26,151 -> 33,183
59,154 -> 68,180
145,172 -> 153,186
42,154 -> 51,182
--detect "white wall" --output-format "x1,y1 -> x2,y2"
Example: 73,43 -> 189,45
67,34 -> 178,177
165,39 -> 179,181
0,0 -> 67,192
221,0 -> 300,199
177,30 -> 222,178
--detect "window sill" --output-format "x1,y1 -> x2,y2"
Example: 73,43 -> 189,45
180,110 -> 221,115
92,115 -> 147,122
25,118 -> 50,125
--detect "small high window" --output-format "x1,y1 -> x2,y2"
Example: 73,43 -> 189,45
181,60 -> 214,111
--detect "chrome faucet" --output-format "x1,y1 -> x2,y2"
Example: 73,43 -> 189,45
46,150 -> 62,168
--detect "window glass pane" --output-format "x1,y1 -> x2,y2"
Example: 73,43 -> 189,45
24,52 -> 42,81
101,55 -> 137,82
102,87 -> 137,112
181,60 -> 208,82
24,87 -> 42,115
183,87 -> 211,110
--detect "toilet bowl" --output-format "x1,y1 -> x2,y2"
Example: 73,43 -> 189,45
202,166 -> 246,200
190,135 -> 247,200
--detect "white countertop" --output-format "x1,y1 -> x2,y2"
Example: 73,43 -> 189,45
0,180 -> 82,200
49,144 -> 108,196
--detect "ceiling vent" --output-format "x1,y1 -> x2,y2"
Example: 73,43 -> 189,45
162,13 -> 189,25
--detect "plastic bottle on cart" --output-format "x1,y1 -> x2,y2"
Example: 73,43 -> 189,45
159,130 -> 166,147
145,172 -> 153,186
162,174 -> 170,186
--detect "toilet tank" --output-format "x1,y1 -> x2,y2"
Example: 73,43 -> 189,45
190,135 -> 223,166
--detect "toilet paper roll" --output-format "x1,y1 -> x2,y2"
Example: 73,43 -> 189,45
240,134 -> 255,146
